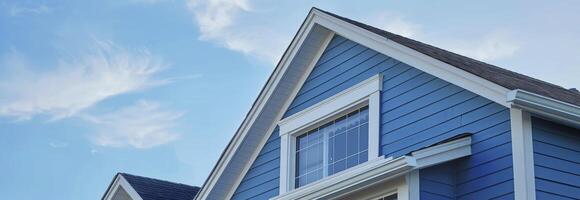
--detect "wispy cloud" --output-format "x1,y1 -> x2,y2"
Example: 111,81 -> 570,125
84,100 -> 183,149
443,33 -> 520,61
7,3 -> 52,17
0,41 -> 168,120
187,0 -> 288,64
365,12 -> 421,38
365,12 -> 518,62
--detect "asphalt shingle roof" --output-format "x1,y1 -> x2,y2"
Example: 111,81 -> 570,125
316,8 -> 580,107
120,173 -> 200,200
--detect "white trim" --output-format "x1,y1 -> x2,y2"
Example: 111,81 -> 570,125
368,91 -> 381,158
278,74 -> 382,194
272,136 -> 472,200
510,108 -> 536,200
410,136 -> 472,168
406,170 -> 420,200
508,89 -> 580,128
103,175 -> 143,200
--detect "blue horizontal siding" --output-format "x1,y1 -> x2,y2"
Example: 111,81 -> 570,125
231,129 -> 280,200
532,117 -> 580,200
420,162 -> 456,200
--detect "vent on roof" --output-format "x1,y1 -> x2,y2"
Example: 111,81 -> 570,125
569,88 -> 579,93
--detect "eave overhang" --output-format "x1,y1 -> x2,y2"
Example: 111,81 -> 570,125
508,89 -> 580,128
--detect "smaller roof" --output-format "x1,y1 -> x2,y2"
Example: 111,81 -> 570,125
103,173 -> 200,200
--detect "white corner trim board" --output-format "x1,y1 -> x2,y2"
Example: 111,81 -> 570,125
510,108 -> 536,200
508,89 -> 580,127
272,136 -> 472,200
102,175 -> 143,200
278,74 -> 382,194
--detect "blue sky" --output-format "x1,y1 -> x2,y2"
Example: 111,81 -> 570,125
0,0 -> 579,199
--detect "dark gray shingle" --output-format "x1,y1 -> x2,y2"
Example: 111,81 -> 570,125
120,173 -> 200,200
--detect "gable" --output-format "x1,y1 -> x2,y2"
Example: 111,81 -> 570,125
231,34 -> 514,199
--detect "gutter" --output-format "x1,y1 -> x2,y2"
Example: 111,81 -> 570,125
507,89 -> 580,127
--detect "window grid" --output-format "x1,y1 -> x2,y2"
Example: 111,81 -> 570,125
295,106 -> 369,188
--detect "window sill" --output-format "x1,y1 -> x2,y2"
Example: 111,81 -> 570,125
272,156 -> 413,200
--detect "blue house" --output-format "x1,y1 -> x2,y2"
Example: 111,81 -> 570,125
194,8 -> 580,200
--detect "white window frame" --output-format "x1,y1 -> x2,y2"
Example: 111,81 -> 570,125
278,74 -> 383,194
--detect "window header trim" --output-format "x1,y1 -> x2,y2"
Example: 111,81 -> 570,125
278,74 -> 382,137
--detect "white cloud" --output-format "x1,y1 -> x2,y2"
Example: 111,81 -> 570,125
85,100 -> 182,149
365,12 -> 421,38
365,12 -> 517,62
443,33 -> 520,61
0,41 -> 168,120
187,0 -> 288,64
8,4 -> 52,16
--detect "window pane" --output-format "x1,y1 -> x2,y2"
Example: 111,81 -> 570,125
359,150 -> 368,163
334,159 -> 346,173
333,132 -> 346,160
295,152 -> 307,176
306,143 -> 323,172
347,110 -> 360,129
347,127 -> 359,156
359,123 -> 368,150
360,107 -> 369,123
308,129 -> 323,145
297,134 -> 308,151
295,175 -> 307,188
307,169 -> 322,184
295,106 -> 370,188
346,155 -> 358,168
335,116 -> 347,134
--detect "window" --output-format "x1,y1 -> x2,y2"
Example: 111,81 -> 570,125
278,74 -> 382,194
294,106 -> 369,188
